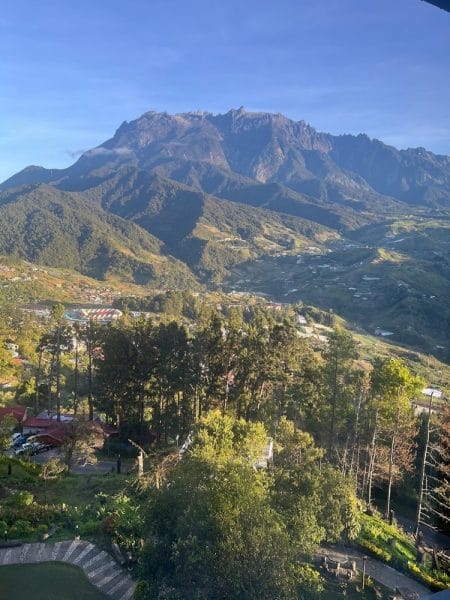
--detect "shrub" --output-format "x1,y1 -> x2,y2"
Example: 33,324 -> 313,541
9,519 -> 33,538
407,562 -> 448,590
358,538 -> 392,562
297,564 -> 324,598
79,520 -> 100,537
10,491 -> 33,508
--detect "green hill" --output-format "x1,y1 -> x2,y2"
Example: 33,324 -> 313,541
0,184 -> 198,289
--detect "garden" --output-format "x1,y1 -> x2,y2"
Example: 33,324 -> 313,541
0,457 -> 143,556
357,512 -> 450,591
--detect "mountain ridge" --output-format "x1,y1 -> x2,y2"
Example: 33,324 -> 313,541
1,108 -> 449,357
3,108 -> 450,211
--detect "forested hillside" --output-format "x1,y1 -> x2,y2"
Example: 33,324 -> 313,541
1,301 -> 448,598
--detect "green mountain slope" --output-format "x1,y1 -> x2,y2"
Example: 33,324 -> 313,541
0,184 -> 198,289
78,168 -> 339,282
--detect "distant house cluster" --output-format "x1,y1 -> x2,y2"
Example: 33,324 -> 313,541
0,405 -> 116,449
0,406 -> 68,447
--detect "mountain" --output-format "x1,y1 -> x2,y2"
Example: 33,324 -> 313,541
4,108 -> 449,212
0,184 -> 198,289
1,108 -> 449,357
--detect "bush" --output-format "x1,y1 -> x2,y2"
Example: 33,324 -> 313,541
358,538 -> 392,562
9,519 -> 33,538
297,564 -> 324,598
79,520 -> 100,537
407,562 -> 448,590
9,491 -> 33,508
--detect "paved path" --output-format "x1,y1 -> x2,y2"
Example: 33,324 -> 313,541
0,540 -> 136,600
396,516 -> 450,552
317,545 -> 431,598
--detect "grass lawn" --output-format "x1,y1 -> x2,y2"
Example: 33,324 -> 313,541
0,457 -> 131,505
0,562 -> 109,599
36,472 -> 130,505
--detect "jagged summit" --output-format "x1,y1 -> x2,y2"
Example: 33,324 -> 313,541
2,108 -> 450,209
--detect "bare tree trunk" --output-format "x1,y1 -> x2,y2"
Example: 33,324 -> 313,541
328,358 -> 338,455
415,393 -> 434,538
87,349 -> 94,420
35,347 -> 43,415
349,389 -> 363,477
73,336 -> 79,415
367,420 -> 378,507
55,326 -> 62,422
47,353 -> 55,416
385,416 -> 399,519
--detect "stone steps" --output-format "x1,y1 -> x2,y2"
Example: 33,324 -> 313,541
66,541 -> 90,564
106,573 -> 136,600
0,540 -> 136,599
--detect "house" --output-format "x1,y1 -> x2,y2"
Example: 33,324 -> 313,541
0,406 -> 28,428
22,417 -> 57,436
31,425 -> 67,447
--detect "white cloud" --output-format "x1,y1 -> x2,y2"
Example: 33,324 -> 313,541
84,146 -> 134,157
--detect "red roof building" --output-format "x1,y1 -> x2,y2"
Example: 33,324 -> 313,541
22,417 -> 57,435
32,425 -> 67,447
0,406 -> 28,425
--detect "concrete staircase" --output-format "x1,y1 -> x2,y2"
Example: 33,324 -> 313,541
0,540 -> 136,599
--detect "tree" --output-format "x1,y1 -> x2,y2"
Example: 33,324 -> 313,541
79,319 -> 103,420
272,417 -> 360,555
369,358 -> 423,516
322,327 -> 358,458
95,319 -> 155,434
151,321 -> 190,443
40,457 -> 65,502
60,420 -> 101,472
416,400 -> 450,536
40,305 -> 72,420
0,414 -> 17,454
140,413 -> 300,600
52,304 -> 65,422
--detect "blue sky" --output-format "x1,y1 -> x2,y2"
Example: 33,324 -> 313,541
1,0 -> 449,182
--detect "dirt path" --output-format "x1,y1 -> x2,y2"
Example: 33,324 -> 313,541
316,545 -> 431,598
